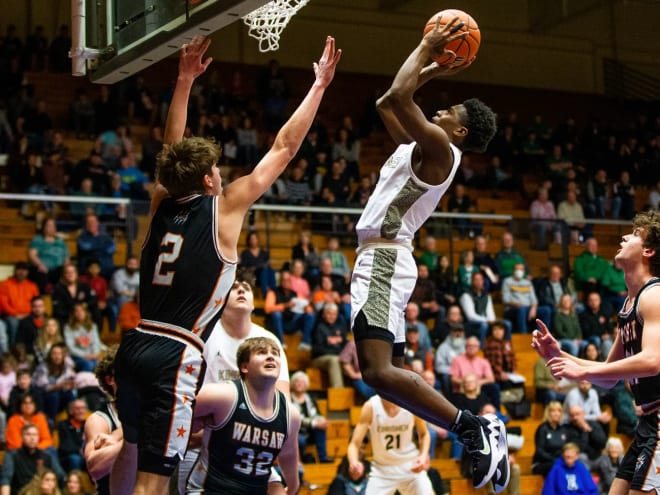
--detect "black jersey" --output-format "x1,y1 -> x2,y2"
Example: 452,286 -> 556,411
618,277 -> 660,411
140,195 -> 236,340
187,380 -> 289,494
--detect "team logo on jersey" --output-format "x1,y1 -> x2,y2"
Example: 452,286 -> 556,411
174,210 -> 191,224
636,454 -> 646,471
238,402 -> 248,410
384,155 -> 400,168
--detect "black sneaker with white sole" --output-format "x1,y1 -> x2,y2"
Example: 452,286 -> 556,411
460,413 -> 510,493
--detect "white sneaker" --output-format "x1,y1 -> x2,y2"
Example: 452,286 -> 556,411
461,413 -> 510,492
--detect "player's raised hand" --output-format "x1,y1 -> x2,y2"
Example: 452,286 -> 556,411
179,35 -> 213,79
313,36 -> 342,88
532,318 -> 561,361
422,16 -> 468,66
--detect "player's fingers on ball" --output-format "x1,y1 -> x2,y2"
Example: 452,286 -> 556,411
444,16 -> 460,32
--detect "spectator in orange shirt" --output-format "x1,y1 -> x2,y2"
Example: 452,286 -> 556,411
5,392 -> 54,453
118,296 -> 140,334
0,262 -> 40,350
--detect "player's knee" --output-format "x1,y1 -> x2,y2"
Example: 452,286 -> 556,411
360,363 -> 393,390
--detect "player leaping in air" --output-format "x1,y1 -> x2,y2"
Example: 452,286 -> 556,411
350,18 -> 509,493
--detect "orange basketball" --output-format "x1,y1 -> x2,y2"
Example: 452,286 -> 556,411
423,9 -> 480,68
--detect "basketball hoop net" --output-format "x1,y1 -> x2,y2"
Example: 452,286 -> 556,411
243,0 -> 309,52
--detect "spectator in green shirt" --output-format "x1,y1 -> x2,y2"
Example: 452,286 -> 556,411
495,232 -> 528,279
418,235 -> 439,273
601,259 -> 627,311
572,238 -> 609,294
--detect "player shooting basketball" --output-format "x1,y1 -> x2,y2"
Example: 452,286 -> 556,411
350,16 -> 509,493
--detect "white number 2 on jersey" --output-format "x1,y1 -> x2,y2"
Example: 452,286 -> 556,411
152,233 -> 184,286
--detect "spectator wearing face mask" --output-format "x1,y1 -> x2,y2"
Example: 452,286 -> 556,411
502,263 -> 550,334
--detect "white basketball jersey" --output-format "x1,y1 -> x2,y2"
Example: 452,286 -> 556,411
203,321 -> 289,385
369,396 -> 419,466
355,142 -> 462,246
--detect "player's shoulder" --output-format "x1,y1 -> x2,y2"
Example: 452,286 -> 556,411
363,396 -> 377,414
638,283 -> 660,314
83,410 -> 111,436
201,380 -> 239,398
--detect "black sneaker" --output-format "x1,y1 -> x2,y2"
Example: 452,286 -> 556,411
460,413 -> 509,492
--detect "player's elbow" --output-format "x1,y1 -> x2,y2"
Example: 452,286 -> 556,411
382,89 -> 406,109
376,92 -> 394,110
646,355 -> 660,377
85,457 -> 108,480
272,134 -> 300,165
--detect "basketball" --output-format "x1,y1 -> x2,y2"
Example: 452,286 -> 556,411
423,9 -> 480,68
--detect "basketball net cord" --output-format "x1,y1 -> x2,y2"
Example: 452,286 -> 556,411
243,0 -> 309,52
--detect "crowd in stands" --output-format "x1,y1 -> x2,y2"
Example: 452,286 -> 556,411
232,221 -> 637,494
0,204 -> 136,493
1,22 -> 659,494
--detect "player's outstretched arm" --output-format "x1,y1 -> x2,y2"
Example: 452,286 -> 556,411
224,36 -> 341,213
163,36 -> 212,144
532,319 -> 617,387
278,407 -> 301,495
549,286 -> 660,385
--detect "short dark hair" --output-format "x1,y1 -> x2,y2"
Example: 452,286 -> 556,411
460,98 -> 497,153
235,267 -> 256,289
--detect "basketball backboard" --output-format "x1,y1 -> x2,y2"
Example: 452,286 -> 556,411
72,0 -> 269,84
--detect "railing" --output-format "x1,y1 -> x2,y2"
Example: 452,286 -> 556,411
250,204 -> 631,275
0,192 -> 137,258
0,194 -> 632,274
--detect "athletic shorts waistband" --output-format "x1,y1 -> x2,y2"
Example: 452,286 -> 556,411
137,320 -> 204,353
356,241 -> 412,255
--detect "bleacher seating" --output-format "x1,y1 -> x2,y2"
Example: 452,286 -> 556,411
0,149 -> 638,494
